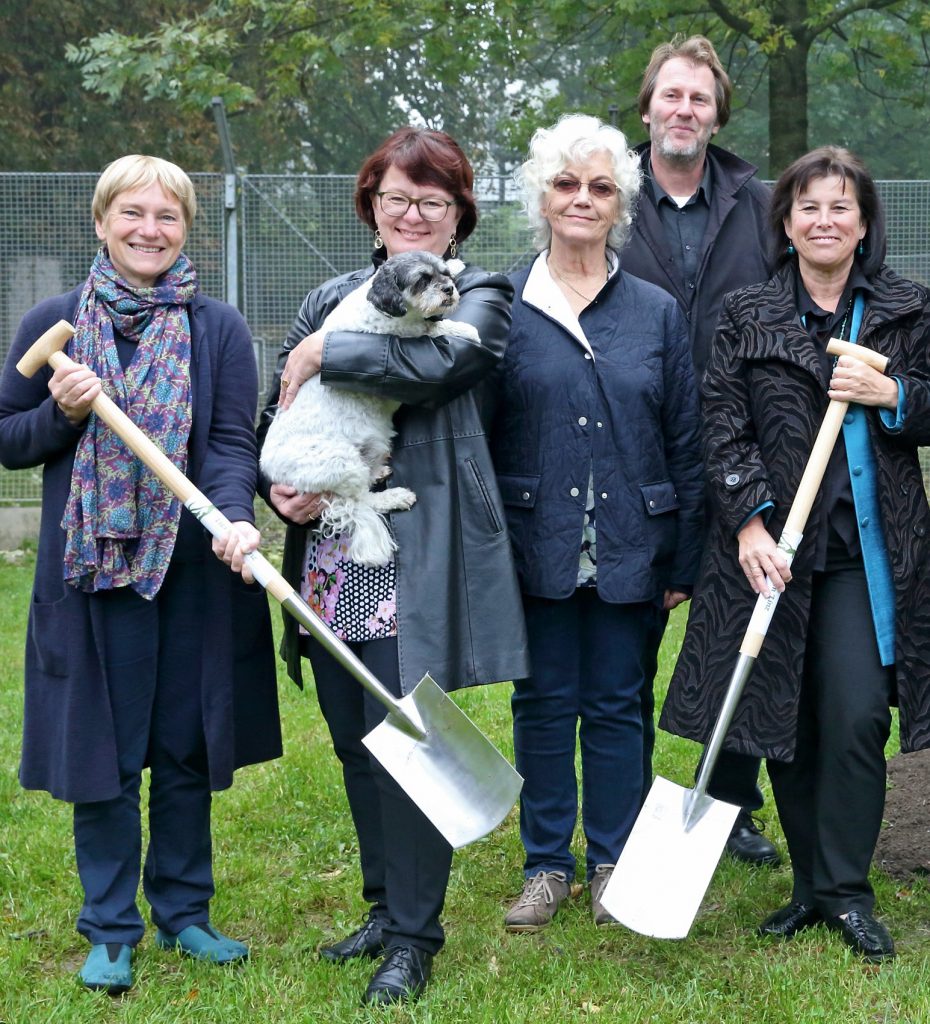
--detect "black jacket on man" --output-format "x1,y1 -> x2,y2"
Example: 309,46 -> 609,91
621,142 -> 771,378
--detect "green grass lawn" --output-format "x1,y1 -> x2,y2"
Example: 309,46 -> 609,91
2,547 -> 930,1023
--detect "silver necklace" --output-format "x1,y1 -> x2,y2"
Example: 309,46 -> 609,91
549,260 -> 607,303
830,303 -> 851,371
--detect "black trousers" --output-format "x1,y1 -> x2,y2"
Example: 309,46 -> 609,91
74,562 -> 213,946
642,608 -> 764,811
767,563 -> 893,917
305,635 -> 452,955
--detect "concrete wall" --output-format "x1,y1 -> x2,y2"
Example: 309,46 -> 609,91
0,507 -> 40,550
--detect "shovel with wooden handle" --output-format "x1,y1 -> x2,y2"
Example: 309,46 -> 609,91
18,320 -> 522,850
599,337 -> 890,939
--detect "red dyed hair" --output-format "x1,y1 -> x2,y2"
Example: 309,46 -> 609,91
354,126 -> 478,242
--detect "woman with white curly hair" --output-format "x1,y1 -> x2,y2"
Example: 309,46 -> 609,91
491,113 -> 704,930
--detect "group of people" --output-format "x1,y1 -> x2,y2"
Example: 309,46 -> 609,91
2,31 -> 930,1007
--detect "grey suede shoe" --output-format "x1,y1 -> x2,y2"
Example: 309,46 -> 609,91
504,870 -> 573,932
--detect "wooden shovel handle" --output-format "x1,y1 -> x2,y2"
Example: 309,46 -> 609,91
15,320 -> 421,732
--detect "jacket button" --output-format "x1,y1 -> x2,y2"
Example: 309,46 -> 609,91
860,517 -> 870,528
649,500 -> 656,509
584,352 -> 592,360
901,483 -> 910,496
600,492 -> 608,500
522,491 -> 530,501
852,466 -> 863,476
578,416 -> 588,426
725,473 -> 740,486
570,487 -> 580,497
596,421 -> 603,428
916,524 -> 926,537
844,413 -> 854,424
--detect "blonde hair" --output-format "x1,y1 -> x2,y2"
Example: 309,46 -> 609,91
515,113 -> 642,252
92,155 -> 197,231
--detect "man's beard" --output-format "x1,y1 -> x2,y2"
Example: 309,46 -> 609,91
653,125 -> 713,167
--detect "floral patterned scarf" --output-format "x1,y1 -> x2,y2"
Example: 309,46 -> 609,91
62,247 -> 197,599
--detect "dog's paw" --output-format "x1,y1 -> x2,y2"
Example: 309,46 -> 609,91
369,487 -> 416,513
392,487 -> 417,511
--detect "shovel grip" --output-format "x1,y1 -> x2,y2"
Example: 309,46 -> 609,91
16,320 -> 415,729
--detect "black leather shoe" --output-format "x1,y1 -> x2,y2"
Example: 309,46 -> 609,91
726,811 -> 782,867
362,944 -> 432,1005
825,910 -> 895,963
758,901 -> 822,938
319,910 -> 387,963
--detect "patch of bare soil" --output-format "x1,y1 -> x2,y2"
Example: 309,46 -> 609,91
874,748 -> 930,879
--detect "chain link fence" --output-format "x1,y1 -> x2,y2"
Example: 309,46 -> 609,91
2,172 -> 930,504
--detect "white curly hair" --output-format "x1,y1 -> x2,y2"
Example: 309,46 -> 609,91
515,113 -> 642,252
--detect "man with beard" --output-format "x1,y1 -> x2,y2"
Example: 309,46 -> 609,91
621,35 -> 779,867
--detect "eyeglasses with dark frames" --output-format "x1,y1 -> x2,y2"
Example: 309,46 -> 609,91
548,176 -> 620,200
375,191 -> 458,221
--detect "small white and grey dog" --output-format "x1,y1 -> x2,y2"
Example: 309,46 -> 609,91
261,250 -> 480,566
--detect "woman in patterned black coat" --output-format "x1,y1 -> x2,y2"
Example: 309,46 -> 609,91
661,147 -> 930,962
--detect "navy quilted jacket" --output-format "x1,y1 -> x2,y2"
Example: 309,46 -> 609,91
490,258 -> 704,603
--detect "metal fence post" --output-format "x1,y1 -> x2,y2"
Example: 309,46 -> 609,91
211,97 -> 240,312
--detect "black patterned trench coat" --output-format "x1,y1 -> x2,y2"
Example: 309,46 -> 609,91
660,264 -> 930,762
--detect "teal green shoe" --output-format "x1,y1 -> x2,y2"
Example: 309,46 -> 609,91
78,943 -> 133,994
155,922 -> 249,964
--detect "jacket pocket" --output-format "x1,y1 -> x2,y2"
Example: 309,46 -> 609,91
497,473 -> 540,509
641,480 -> 679,568
28,593 -> 71,678
640,480 -> 680,516
465,457 -> 504,534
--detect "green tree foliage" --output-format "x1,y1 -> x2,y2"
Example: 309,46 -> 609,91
12,0 -> 930,176
492,0 -> 930,175
64,0 -> 524,172
0,0 -> 223,171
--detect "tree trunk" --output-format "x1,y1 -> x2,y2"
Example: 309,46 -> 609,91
768,28 -> 811,174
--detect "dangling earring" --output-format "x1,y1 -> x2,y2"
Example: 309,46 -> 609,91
449,234 -> 457,259
374,229 -> 384,250
787,240 -> 795,255
858,239 -> 865,255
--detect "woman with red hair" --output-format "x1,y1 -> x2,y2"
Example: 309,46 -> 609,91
258,127 -> 528,1005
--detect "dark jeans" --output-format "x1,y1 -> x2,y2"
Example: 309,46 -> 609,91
306,635 -> 452,955
767,564 -> 893,916
74,562 -> 213,947
513,589 -> 652,882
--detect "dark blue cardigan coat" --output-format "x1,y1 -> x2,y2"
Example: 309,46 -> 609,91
491,259 -> 704,603
0,287 -> 281,803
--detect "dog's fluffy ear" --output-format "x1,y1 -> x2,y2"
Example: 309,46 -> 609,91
369,264 -> 408,318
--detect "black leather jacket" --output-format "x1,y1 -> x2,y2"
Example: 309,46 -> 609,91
257,258 -> 530,694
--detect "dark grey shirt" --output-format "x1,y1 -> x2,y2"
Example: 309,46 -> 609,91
645,157 -> 712,297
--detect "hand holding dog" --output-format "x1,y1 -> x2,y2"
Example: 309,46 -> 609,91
269,483 -> 330,525
211,521 -> 262,583
279,331 -> 325,410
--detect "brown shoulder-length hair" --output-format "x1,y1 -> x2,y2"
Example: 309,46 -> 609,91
770,146 -> 886,276
354,126 -> 478,243
638,35 -> 732,129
